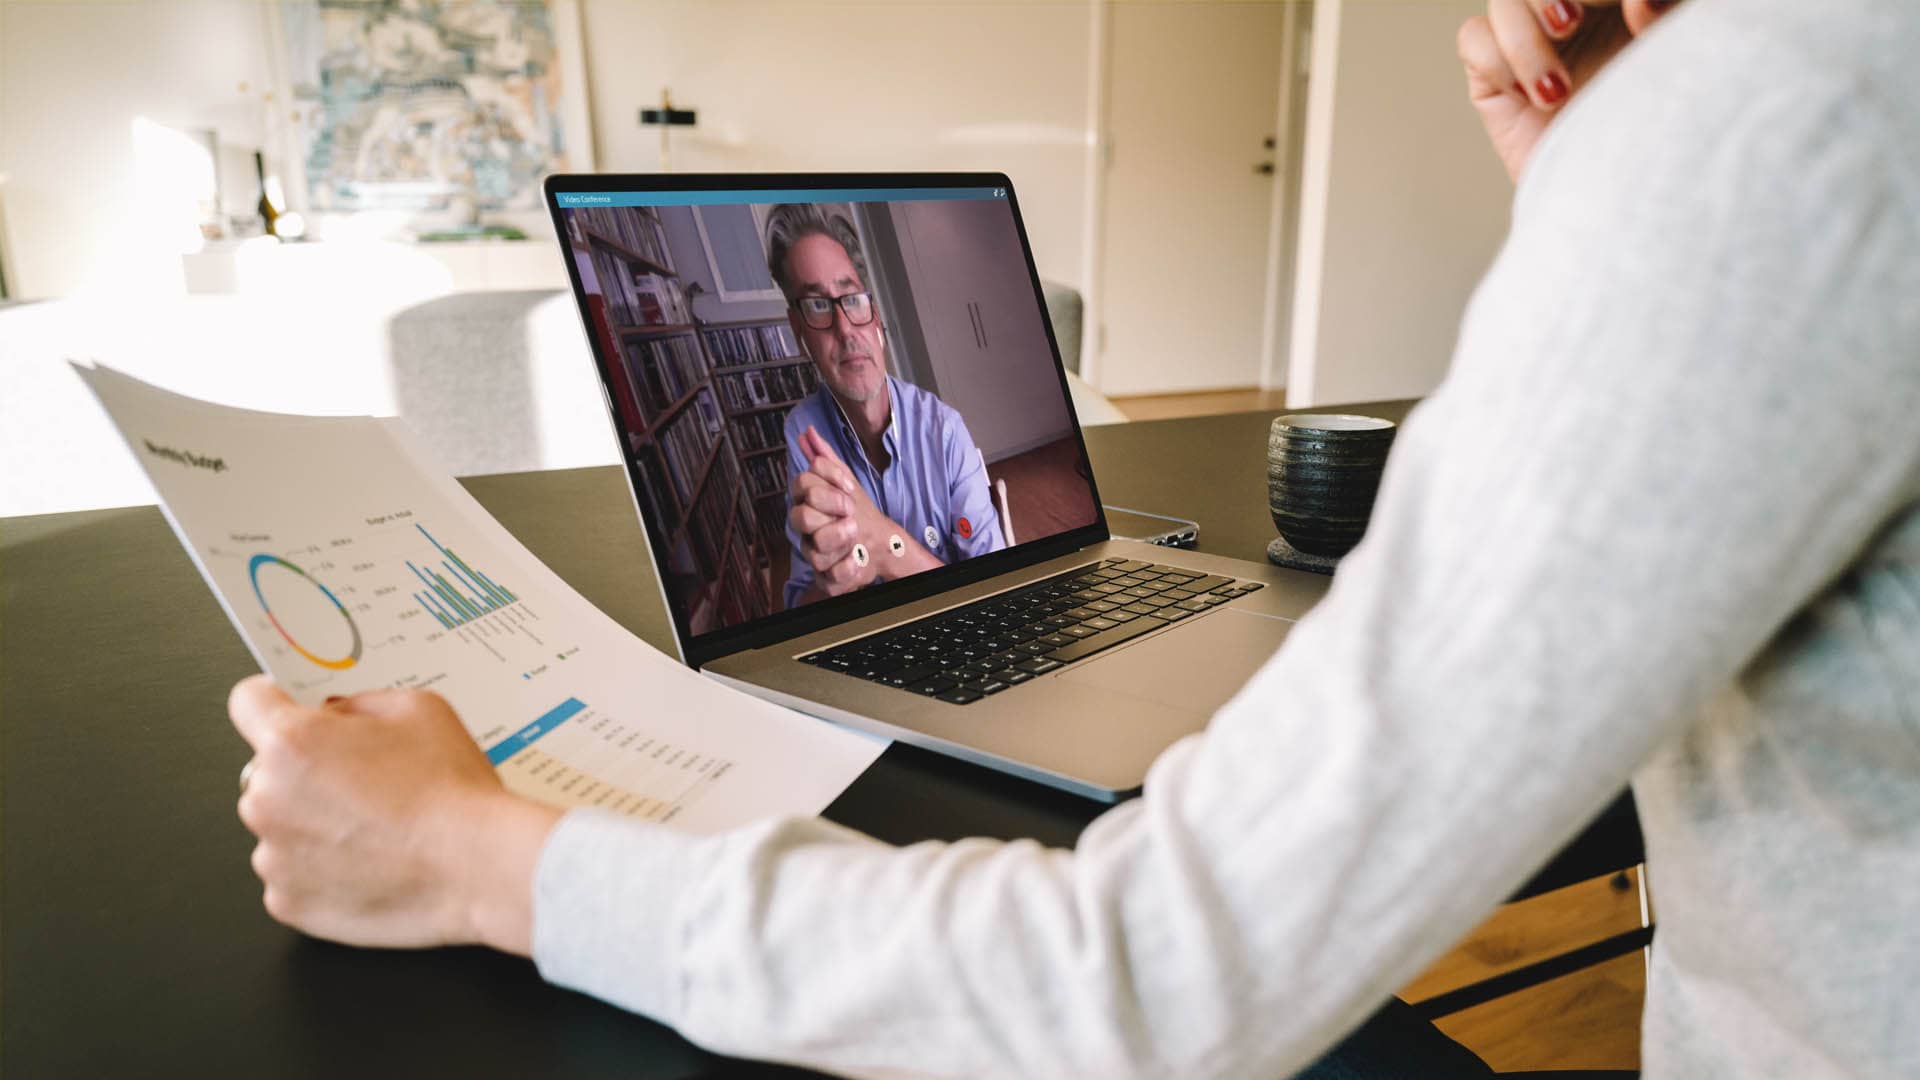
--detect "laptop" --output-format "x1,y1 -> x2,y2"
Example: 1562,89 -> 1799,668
545,172 -> 1325,801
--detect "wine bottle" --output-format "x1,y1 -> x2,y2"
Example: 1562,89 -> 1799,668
254,151 -> 279,238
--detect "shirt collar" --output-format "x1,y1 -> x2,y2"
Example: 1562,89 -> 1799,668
826,376 -> 899,461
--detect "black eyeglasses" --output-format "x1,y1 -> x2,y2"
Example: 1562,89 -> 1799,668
793,292 -> 875,331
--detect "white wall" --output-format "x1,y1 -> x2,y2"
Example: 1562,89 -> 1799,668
575,0 -> 1094,293
4,0 -> 1515,407
0,1 -> 279,299
1287,0 -> 1512,406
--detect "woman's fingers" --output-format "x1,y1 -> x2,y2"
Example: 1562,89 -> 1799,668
1459,14 -> 1522,104
1622,0 -> 1671,36
1532,0 -> 1585,40
1490,0 -> 1570,108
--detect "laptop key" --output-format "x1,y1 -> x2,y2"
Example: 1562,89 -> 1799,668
1003,670 -> 1034,685
1106,610 -> 1141,623
962,680 -> 1009,696
1186,575 -> 1235,594
1016,642 -> 1052,656
1083,617 -> 1119,631
1156,607 -> 1194,622
1122,603 -> 1159,616
1038,632 -> 1076,648
1061,625 -> 1100,639
910,678 -> 959,695
1016,657 -> 1062,675
1045,614 -> 1168,663
938,688 -> 984,705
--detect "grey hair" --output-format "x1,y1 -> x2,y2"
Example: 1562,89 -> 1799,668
763,204 -> 866,302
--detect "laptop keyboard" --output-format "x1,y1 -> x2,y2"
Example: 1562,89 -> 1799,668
798,558 -> 1264,705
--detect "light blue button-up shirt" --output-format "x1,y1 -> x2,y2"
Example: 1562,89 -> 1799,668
783,376 -> 1005,609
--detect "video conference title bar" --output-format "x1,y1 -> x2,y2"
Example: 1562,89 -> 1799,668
554,187 -> 1003,208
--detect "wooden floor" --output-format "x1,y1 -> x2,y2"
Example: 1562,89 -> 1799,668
985,436 -> 1099,543
1111,384 -> 1647,1071
1405,870 -> 1646,1071
1108,386 -> 1291,421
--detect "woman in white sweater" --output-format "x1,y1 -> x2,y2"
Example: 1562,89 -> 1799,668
227,1 -> 1920,1075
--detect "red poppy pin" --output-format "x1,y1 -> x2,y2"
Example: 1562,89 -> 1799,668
956,517 -> 973,539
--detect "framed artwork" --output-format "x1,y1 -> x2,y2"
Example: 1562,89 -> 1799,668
267,0 -> 594,225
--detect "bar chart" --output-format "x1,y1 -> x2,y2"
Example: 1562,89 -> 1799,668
408,524 -> 518,629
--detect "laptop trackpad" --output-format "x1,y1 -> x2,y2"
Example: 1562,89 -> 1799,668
1058,608 -> 1295,715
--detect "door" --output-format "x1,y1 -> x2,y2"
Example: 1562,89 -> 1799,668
1095,1 -> 1295,397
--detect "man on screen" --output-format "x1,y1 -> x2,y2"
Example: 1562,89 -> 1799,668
768,204 -> 1005,609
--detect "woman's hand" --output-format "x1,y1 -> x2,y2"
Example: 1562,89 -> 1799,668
1459,0 -> 1677,181
229,676 -> 561,955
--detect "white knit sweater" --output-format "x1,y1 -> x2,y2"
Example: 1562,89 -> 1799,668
532,2 -> 1920,1075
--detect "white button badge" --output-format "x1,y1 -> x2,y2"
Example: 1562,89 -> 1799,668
888,534 -> 906,558
924,524 -> 939,549
851,543 -> 869,568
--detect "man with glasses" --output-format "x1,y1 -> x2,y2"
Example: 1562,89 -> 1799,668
765,204 -> 1005,610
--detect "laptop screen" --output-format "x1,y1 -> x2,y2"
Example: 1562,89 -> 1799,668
550,177 -> 1104,661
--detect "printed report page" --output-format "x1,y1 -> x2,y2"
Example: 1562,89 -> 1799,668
76,363 -> 886,832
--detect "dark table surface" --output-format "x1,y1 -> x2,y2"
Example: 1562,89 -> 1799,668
2,402 -> 1636,1076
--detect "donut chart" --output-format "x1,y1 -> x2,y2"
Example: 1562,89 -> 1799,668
248,554 -> 363,670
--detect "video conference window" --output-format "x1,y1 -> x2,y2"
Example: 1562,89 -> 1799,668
561,191 -> 1099,638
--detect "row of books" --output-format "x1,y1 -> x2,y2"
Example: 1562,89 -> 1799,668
730,410 -> 790,452
713,363 -> 818,413
634,448 -> 681,538
592,248 -> 689,330
753,496 -> 788,552
655,392 -> 723,507
742,453 -> 787,499
684,454 -> 744,576
570,206 -> 672,269
704,323 -> 801,369
621,333 -> 708,418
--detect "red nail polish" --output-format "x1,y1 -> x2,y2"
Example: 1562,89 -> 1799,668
1544,0 -> 1581,34
1534,71 -> 1569,105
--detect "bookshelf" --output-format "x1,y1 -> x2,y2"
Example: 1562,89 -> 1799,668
567,207 -> 822,628
701,317 -> 819,569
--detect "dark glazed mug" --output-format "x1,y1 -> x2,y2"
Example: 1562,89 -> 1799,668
1267,414 -> 1397,558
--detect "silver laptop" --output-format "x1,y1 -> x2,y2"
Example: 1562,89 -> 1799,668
546,172 -> 1321,801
